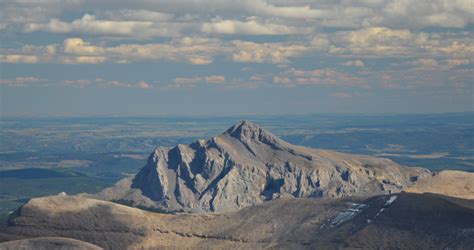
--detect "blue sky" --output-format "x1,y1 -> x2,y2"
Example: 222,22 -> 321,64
0,0 -> 473,116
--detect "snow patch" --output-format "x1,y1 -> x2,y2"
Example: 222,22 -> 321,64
375,195 -> 397,218
322,202 -> 367,228
375,208 -> 385,217
385,195 -> 397,206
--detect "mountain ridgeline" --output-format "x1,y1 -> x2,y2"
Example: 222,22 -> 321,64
96,120 -> 431,212
2,120 -> 474,249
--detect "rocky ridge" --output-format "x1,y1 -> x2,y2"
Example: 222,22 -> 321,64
95,120 -> 431,212
405,170 -> 474,199
1,193 -> 473,249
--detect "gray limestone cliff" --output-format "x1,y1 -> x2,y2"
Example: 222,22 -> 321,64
95,120 -> 431,212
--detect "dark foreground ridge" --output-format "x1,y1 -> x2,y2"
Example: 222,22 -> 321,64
0,192 -> 473,249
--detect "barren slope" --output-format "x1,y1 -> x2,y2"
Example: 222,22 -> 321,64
405,170 -> 474,199
1,194 -> 473,249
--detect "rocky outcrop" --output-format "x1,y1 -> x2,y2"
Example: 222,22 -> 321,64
95,120 -> 431,212
405,170 -> 474,199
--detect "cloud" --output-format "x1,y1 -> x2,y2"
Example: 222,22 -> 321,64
446,59 -> 471,67
381,0 -> 474,28
201,18 -> 310,35
0,0 -> 83,24
371,62 -> 473,91
136,80 -> 153,89
173,75 -> 225,87
404,57 -> 472,71
327,27 -> 474,60
63,38 -> 104,55
1,0 -> 473,105
24,13 -> 181,38
0,54 -> 39,63
173,77 -> 201,86
61,38 -> 108,64
3,0 -> 474,43
0,43 -> 58,64
330,27 -> 414,56
73,56 -> 107,64
1,37 -> 224,64
0,77 -> 44,87
93,78 -> 155,89
342,60 -> 365,67
105,36 -> 224,64
409,58 -> 439,70
231,40 -> 308,64
1,76 -> 154,89
98,10 -> 174,22
1,37 -> 320,65
2,30 -> 473,69
310,36 -> 331,50
63,78 -> 154,88
243,1 -> 324,19
204,75 -> 225,84
427,41 -> 474,58
187,57 -> 213,65
63,79 -> 92,88
272,68 -> 368,88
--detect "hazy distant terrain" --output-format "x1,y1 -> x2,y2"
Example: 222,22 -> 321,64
0,113 -> 472,215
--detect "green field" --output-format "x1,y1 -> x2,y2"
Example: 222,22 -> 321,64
0,171 -> 118,216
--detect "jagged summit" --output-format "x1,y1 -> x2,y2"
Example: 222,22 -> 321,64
95,121 -> 432,213
226,120 -> 263,136
223,120 -> 284,147
226,120 -> 270,138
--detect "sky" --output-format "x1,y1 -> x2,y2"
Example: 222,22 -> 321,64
0,0 -> 473,116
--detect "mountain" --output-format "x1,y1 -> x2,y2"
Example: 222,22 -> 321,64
1,193 -> 473,249
94,120 -> 431,212
1,120 -> 473,249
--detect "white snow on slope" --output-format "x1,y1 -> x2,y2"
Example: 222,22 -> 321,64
385,195 -> 397,206
323,202 -> 367,228
375,195 -> 398,218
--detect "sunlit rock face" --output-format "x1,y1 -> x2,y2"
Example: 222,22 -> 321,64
97,120 -> 431,212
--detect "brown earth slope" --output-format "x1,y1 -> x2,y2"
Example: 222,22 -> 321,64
1,193 -> 473,249
405,170 -> 474,199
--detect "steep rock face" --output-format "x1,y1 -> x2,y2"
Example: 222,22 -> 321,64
97,121 -> 431,212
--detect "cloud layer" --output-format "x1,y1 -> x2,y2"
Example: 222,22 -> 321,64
0,0 -> 472,111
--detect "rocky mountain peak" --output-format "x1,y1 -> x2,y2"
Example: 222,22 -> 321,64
224,120 -> 281,145
96,121 -> 432,213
